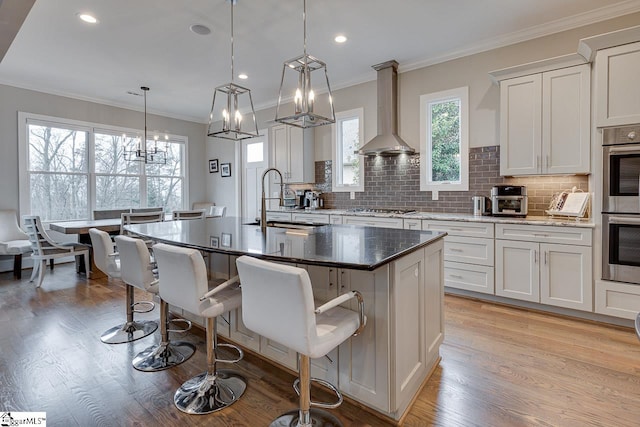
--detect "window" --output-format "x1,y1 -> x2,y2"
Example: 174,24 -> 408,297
420,87 -> 469,192
332,108 -> 364,192
19,113 -> 188,222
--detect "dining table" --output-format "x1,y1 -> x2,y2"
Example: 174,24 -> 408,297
49,218 -> 122,278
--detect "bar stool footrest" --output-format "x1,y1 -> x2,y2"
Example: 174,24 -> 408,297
168,318 -> 192,333
132,300 -> 155,313
216,343 -> 244,364
293,377 -> 343,409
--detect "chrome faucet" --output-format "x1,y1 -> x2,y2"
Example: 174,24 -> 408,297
261,167 -> 284,231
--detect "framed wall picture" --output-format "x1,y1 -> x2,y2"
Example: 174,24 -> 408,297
221,232 -> 232,247
221,163 -> 231,177
209,159 -> 219,173
210,236 -> 219,248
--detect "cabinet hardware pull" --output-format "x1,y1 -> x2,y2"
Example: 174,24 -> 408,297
449,274 -> 463,279
544,251 -> 548,265
534,250 -> 538,264
449,248 -> 463,253
533,233 -> 548,237
450,227 -> 463,231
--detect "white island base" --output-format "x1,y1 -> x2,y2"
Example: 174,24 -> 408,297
172,239 -> 445,422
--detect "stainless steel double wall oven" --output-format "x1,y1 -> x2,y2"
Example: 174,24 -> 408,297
602,125 -> 640,284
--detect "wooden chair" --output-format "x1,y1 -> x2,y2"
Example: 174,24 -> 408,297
172,209 -> 206,220
120,211 -> 164,235
93,208 -> 131,220
22,215 -> 90,288
0,210 -> 32,279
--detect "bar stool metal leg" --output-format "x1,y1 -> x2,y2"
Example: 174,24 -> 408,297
101,284 -> 158,344
132,300 -> 196,372
174,317 -> 247,414
270,354 -> 343,427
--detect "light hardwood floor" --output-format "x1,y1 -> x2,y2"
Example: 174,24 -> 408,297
1,263 -> 639,426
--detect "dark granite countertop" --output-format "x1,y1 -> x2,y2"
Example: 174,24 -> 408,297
125,216 -> 446,271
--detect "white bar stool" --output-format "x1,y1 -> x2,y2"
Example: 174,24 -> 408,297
236,255 -> 366,427
153,243 -> 247,414
118,237 -> 196,372
90,229 -> 159,344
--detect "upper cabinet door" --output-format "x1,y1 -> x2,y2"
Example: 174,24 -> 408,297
595,41 -> 640,127
542,64 -> 591,174
500,74 -> 542,176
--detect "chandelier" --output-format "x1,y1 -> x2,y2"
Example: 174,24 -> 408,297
275,0 -> 335,128
123,86 -> 167,165
206,0 -> 259,141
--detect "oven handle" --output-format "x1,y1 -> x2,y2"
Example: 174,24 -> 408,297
608,216 -> 640,224
607,145 -> 640,154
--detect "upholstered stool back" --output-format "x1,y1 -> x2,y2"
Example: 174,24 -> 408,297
89,228 -> 120,278
152,243 -> 209,315
114,235 -> 158,294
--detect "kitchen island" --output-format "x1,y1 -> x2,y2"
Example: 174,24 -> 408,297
125,217 -> 446,422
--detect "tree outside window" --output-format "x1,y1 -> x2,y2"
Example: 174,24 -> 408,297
332,108 -> 364,192
420,87 -> 469,192
21,114 -> 187,222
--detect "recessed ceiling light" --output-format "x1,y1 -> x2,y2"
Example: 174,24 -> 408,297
238,73 -> 248,80
334,35 -> 347,43
77,13 -> 98,24
190,24 -> 211,35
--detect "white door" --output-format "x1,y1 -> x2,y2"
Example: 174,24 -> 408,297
241,132 -> 268,221
540,243 -> 592,311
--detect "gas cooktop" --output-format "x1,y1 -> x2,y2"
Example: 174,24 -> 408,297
346,208 -> 417,215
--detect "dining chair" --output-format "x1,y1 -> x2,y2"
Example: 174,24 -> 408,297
22,215 -> 90,288
154,243 -> 246,414
131,207 -> 164,214
120,211 -> 164,235
93,208 -> 131,220
192,202 -> 215,215
236,255 -> 365,427
0,209 -> 32,279
171,209 -> 206,220
210,206 -> 226,217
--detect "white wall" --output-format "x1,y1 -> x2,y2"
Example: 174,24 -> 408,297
311,12 -> 640,159
0,84 -> 208,214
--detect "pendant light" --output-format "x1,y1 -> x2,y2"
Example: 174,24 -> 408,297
123,86 -> 167,165
275,0 -> 335,128
206,0 -> 259,141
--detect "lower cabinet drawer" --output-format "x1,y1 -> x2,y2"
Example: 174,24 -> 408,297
291,213 -> 329,224
444,262 -> 494,295
444,236 -> 494,266
266,212 -> 292,222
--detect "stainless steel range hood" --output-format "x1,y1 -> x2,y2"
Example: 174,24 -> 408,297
358,60 -> 415,156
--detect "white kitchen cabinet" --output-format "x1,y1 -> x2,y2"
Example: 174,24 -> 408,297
265,211 -> 292,222
291,212 -> 329,224
403,218 -> 422,230
271,124 -> 315,183
342,215 -> 403,229
595,41 -> 640,127
423,220 -> 495,295
329,215 -> 344,225
495,239 -> 540,302
495,224 -> 593,311
499,64 -> 590,175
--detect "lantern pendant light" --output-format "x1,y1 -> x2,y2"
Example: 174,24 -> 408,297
275,0 -> 335,128
206,0 -> 259,140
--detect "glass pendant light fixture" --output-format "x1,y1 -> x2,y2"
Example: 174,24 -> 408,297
275,0 -> 335,128
123,86 -> 167,165
206,0 -> 259,141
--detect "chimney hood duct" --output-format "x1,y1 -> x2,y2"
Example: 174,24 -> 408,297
357,60 -> 415,156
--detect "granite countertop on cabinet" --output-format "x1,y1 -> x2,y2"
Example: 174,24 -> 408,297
268,209 -> 595,228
